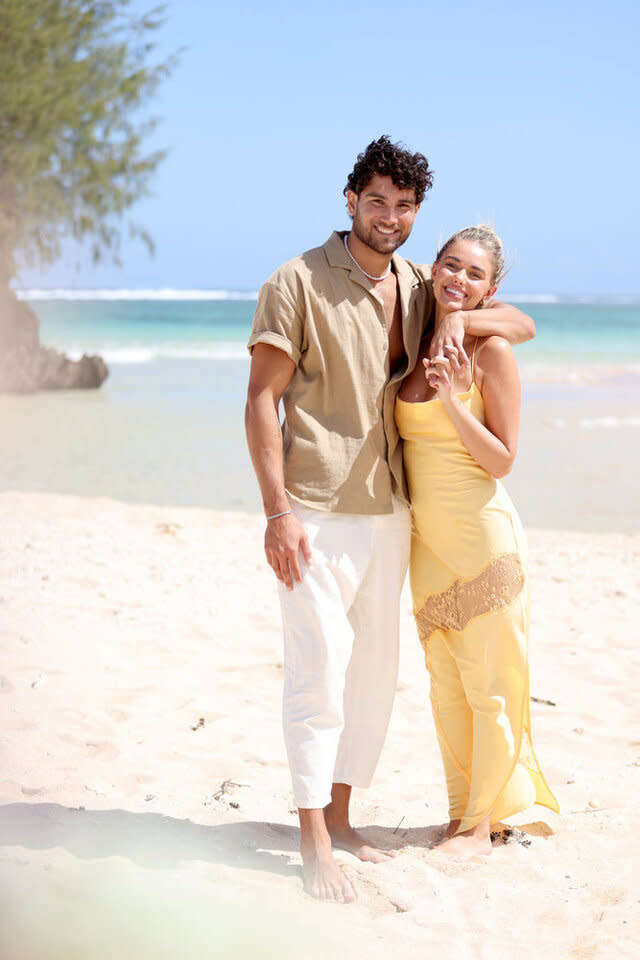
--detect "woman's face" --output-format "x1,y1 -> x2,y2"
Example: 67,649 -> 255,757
431,239 -> 497,312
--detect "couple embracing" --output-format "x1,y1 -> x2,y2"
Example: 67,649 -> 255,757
245,136 -> 558,902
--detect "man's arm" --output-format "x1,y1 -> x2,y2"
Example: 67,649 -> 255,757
466,300 -> 536,343
429,301 -> 536,368
245,343 -> 311,590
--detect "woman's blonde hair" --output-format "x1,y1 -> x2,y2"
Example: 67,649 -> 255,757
435,224 -> 506,286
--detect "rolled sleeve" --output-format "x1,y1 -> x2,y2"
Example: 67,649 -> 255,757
248,280 -> 303,365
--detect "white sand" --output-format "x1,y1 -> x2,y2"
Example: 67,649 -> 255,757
0,492 -> 638,959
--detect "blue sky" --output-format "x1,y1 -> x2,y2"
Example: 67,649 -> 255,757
21,0 -> 640,295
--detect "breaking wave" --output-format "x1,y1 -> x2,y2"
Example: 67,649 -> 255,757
16,288 -> 259,302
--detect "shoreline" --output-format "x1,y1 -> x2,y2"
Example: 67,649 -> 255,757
1,491 -> 638,958
2,485 -> 639,536
2,363 -> 640,533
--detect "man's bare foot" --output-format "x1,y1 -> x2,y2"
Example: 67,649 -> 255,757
435,832 -> 492,861
324,782 -> 396,863
301,844 -> 356,902
299,805 -> 356,902
326,822 -> 397,863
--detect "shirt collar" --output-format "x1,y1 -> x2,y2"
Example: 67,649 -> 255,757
323,230 -> 421,288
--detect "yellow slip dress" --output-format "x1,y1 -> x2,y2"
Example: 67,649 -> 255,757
395,346 -> 558,833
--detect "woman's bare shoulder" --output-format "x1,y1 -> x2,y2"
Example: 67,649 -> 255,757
475,335 -> 516,369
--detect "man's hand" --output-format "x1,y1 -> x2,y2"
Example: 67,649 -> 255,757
265,513 -> 312,590
429,311 -> 469,373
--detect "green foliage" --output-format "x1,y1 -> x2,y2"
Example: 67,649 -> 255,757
0,0 -> 177,282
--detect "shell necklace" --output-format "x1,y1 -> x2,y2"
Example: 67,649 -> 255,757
343,235 -> 392,281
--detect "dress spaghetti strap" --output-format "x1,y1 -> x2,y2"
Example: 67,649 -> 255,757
471,337 -> 479,384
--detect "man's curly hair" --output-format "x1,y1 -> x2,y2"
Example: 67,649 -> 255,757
344,135 -> 434,205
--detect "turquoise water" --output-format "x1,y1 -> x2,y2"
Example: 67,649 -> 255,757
3,296 -> 639,528
25,297 -> 640,379
515,302 -> 640,374
29,299 -> 253,362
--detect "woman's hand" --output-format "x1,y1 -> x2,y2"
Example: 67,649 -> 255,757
423,355 -> 454,402
426,336 -> 520,479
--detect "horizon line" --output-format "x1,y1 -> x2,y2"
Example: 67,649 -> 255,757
14,288 -> 640,305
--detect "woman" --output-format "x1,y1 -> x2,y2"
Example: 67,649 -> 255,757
396,225 -> 559,860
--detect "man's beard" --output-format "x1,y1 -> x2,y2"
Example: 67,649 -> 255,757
351,210 -> 410,255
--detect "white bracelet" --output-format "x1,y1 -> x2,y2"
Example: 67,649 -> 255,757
266,509 -> 292,521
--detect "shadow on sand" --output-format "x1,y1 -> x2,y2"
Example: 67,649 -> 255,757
0,803 -> 550,879
0,803 -> 457,875
0,802 -> 303,876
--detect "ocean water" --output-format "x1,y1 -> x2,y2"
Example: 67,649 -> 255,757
20,294 -> 640,382
27,296 -> 254,364
2,293 -> 639,529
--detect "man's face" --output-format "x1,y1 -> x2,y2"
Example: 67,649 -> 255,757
346,174 -> 420,254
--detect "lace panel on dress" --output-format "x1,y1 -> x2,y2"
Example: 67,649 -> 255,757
415,553 -> 525,645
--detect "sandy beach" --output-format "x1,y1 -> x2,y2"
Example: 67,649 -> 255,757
1,491 -> 638,959
3,0 -> 638,952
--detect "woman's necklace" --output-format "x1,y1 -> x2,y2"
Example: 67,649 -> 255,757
343,235 -> 392,281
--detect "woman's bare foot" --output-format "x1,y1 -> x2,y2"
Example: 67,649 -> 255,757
435,832 -> 492,861
434,813 -> 492,861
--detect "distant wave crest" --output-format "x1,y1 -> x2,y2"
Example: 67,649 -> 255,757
16,288 -> 259,302
59,346 -> 640,380
15,289 -> 640,305
545,415 -> 640,430
65,343 -> 249,363
520,362 -> 640,384
500,294 -> 640,305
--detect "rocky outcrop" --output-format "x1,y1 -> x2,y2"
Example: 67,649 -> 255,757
0,290 -> 108,394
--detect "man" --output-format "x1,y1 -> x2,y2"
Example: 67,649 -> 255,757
245,136 -> 535,902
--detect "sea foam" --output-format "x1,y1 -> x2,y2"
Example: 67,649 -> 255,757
64,343 -> 248,364
545,415 -> 640,430
16,289 -> 640,305
16,288 -> 259,302
579,416 -> 640,429
520,362 -> 640,384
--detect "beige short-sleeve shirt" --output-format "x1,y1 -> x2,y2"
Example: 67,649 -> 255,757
248,231 -> 434,515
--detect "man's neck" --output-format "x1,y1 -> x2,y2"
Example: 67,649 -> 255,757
346,231 -> 393,279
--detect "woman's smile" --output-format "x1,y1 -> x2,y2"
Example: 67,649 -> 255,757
443,284 -> 466,302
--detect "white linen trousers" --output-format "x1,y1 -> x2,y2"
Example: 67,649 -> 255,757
278,499 -> 411,808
